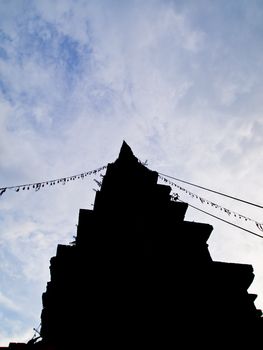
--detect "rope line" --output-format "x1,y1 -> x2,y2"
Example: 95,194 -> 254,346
177,199 -> 263,239
158,174 -> 263,231
158,172 -> 263,209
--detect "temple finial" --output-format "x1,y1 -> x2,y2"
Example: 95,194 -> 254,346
118,140 -> 137,163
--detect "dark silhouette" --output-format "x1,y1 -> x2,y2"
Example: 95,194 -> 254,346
3,142 -> 262,348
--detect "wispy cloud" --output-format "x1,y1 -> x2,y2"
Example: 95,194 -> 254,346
0,291 -> 21,313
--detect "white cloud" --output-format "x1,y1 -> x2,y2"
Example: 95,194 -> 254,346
0,292 -> 21,313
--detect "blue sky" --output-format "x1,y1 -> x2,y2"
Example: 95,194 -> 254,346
1,0 -> 263,344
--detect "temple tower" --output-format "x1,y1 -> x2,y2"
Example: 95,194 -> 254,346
40,142 -> 262,348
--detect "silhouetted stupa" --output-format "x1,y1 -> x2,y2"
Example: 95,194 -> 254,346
3,142 -> 262,348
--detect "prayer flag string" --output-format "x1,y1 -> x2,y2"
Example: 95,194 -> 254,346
1,162 -> 263,236
158,175 -> 263,234
0,165 -> 107,196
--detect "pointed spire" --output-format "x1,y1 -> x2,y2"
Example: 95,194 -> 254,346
117,141 -> 138,165
119,140 -> 134,158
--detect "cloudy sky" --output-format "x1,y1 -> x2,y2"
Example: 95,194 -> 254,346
1,0 -> 263,345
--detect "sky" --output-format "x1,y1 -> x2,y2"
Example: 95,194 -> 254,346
1,0 -> 263,345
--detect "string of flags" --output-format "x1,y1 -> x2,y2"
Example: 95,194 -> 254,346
158,174 -> 263,233
1,162 -> 263,234
0,165 -> 107,197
